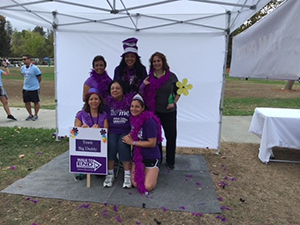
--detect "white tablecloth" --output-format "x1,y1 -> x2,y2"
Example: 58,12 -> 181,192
249,108 -> 300,163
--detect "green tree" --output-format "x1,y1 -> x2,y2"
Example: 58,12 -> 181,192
33,26 -> 45,37
11,29 -> 24,56
22,30 -> 46,58
0,16 -> 11,56
45,29 -> 54,58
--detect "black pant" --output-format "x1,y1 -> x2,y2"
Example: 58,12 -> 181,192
156,110 -> 177,166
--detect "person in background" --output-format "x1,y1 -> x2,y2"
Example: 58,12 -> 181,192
20,54 -> 42,121
103,80 -> 133,188
83,55 -> 112,102
142,52 -> 180,170
74,88 -> 108,181
113,37 -> 147,94
122,94 -> 162,193
0,60 -> 17,121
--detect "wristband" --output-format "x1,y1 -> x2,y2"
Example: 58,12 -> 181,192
133,141 -> 136,146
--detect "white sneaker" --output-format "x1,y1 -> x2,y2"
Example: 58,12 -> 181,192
123,174 -> 132,188
103,174 -> 114,187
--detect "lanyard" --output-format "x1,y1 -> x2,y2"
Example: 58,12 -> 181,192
90,113 -> 99,126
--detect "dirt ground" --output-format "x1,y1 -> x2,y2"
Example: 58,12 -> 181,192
225,80 -> 300,99
4,80 -> 55,107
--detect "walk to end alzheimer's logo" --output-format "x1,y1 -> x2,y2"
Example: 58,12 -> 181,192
70,156 -> 107,174
76,158 -> 101,171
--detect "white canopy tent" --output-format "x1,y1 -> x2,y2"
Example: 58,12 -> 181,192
230,0 -> 300,80
0,0 -> 271,151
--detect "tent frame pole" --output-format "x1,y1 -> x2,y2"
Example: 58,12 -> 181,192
217,10 -> 231,155
52,12 -> 59,142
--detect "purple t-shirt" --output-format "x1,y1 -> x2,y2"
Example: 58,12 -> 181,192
104,105 -> 131,134
76,110 -> 107,127
137,118 -> 161,160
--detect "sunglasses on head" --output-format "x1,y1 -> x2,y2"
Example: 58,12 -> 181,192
22,58 -> 27,61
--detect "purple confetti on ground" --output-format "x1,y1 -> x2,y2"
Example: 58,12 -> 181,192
185,178 -> 188,182
104,203 -> 108,206
78,204 -> 90,209
217,197 -> 223,201
128,192 -> 132,195
231,177 -> 237,181
10,166 -> 15,170
180,206 -> 186,210
192,212 -> 203,217
161,207 -> 167,212
116,215 -> 122,223
36,152 -> 44,155
216,215 -> 227,222
224,176 -> 229,180
196,182 -> 201,186
136,222 -> 141,225
186,174 -> 193,178
32,223 -> 37,225
25,197 -> 30,201
114,205 -> 118,212
31,199 -> 38,203
102,210 -> 108,218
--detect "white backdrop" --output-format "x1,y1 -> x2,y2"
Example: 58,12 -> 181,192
56,31 -> 225,148
230,0 -> 300,80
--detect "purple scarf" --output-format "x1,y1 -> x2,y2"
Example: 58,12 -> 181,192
130,110 -> 163,194
105,93 -> 134,110
143,69 -> 171,112
90,69 -> 112,98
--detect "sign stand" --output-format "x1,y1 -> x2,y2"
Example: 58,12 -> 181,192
87,174 -> 91,188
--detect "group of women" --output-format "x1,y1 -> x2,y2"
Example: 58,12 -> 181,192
75,37 -> 180,193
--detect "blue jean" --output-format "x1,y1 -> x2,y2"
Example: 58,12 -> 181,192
108,133 -> 131,162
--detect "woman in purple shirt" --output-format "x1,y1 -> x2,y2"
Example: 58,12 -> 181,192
74,88 -> 108,181
75,88 -> 108,128
113,37 -> 147,94
122,94 -> 162,193
103,80 -> 133,188
83,55 -> 112,102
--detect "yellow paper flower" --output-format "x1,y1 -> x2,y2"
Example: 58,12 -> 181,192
176,78 -> 193,96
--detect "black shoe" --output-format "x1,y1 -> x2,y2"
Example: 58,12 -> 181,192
165,162 -> 175,170
74,173 -> 85,181
7,115 -> 17,121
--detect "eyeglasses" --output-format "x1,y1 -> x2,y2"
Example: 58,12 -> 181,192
22,58 -> 27,61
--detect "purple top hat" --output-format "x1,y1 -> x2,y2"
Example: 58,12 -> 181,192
121,37 -> 140,57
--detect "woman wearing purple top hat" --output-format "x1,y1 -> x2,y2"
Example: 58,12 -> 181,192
142,52 -> 181,170
103,80 -> 133,188
113,37 -> 147,94
122,94 -> 162,193
83,55 -> 112,102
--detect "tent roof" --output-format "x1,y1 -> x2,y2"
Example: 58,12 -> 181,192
0,0 -> 271,33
